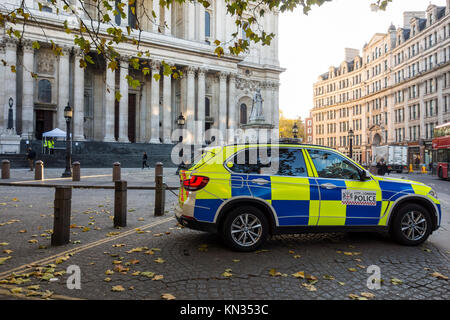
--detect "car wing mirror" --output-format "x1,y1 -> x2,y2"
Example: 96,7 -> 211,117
359,170 -> 370,181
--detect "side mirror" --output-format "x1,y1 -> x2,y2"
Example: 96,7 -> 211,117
359,170 -> 370,181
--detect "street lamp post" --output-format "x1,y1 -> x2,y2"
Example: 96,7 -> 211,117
7,97 -> 14,130
348,129 -> 354,160
176,113 -> 186,175
292,123 -> 299,139
62,103 -> 73,178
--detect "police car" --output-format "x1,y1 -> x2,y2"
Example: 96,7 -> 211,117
176,143 -> 441,252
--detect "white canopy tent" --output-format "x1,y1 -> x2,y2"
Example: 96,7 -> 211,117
42,128 -> 71,139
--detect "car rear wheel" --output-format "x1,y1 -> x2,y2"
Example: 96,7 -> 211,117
221,206 -> 268,252
390,204 -> 432,246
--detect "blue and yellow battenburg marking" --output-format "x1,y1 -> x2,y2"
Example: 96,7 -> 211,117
182,146 -> 440,229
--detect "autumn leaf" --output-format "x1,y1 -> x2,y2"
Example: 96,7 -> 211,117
0,242 -> 9,246
302,283 -> 317,291
390,278 -> 403,285
104,277 -> 112,282
0,256 -> 12,265
141,271 -> 155,278
27,285 -> 40,290
269,268 -> 282,277
292,271 -> 305,279
105,269 -> 114,275
222,269 -> 233,277
3,250 -> 13,254
154,258 -> 165,264
293,255 -> 301,259
10,287 -> 23,294
111,285 -> 125,292
152,275 -> 164,281
360,292 -> 375,299
161,293 -> 176,300
323,274 -> 335,280
430,272 -> 448,280
348,268 -> 357,272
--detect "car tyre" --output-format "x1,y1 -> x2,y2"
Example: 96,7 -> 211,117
221,206 -> 269,252
390,203 -> 432,246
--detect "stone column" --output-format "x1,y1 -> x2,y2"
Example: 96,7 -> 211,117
162,62 -> 173,143
164,2 -> 172,35
185,66 -> 196,144
263,81 -> 272,126
218,71 -> 228,143
227,73 -> 236,143
21,40 -> 34,139
73,50 -> 85,141
0,45 -> 4,130
187,2 -> 196,40
196,67 -> 206,145
198,3 -> 205,41
149,60 -> 161,143
58,46 -> 71,131
139,78 -> 147,142
104,64 -> 116,141
152,0 -> 160,32
118,57 -> 129,142
4,38 -> 17,133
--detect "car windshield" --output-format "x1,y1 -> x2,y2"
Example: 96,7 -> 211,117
188,150 -> 216,171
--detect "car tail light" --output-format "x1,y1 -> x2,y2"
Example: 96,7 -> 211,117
182,176 -> 209,191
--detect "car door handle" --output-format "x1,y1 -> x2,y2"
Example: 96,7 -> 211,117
252,178 -> 270,185
320,183 -> 337,190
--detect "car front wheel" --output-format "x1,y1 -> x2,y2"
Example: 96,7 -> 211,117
221,206 -> 268,252
391,204 -> 432,246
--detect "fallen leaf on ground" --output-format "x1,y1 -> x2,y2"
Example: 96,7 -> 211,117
360,292 -> 375,299
111,285 -> 125,292
0,256 -> 12,264
152,275 -> 164,281
269,268 -> 282,277
293,255 -> 301,259
3,250 -> 13,254
141,271 -> 155,278
323,274 -> 335,280
105,270 -> 114,275
104,278 -> 112,282
161,293 -> 176,300
154,258 -> 165,264
292,271 -> 305,279
0,242 -> 9,246
390,278 -> 403,285
222,269 -> 233,277
348,268 -> 357,272
302,283 -> 317,291
430,272 -> 448,280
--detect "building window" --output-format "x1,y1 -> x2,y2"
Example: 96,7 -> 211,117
205,97 -> 210,117
205,11 -> 211,38
240,104 -> 247,125
38,79 -> 52,103
128,0 -> 137,29
115,0 -> 121,25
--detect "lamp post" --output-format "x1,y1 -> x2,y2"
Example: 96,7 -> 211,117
292,122 -> 299,139
348,129 -> 354,160
7,97 -> 14,130
176,113 -> 186,175
61,103 -> 73,178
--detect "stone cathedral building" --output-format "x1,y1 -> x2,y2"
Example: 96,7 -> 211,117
0,0 -> 282,157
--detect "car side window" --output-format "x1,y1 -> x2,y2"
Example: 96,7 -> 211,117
228,148 -> 263,174
228,147 -> 308,177
308,149 -> 361,180
265,148 -> 308,177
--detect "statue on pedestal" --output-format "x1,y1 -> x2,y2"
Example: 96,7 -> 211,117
249,89 -> 265,123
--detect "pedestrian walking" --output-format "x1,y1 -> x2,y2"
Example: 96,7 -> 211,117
142,152 -> 150,169
26,147 -> 36,171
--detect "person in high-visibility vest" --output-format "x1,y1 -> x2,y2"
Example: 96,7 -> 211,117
43,139 -> 48,154
49,138 -> 54,155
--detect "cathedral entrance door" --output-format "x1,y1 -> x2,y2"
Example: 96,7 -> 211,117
35,110 -> 53,140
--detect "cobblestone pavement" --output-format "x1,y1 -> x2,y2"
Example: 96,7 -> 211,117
0,172 -> 448,300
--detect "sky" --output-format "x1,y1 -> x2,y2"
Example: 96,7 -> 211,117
278,0 -> 447,120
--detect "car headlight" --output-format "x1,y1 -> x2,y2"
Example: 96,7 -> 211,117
428,189 -> 438,198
